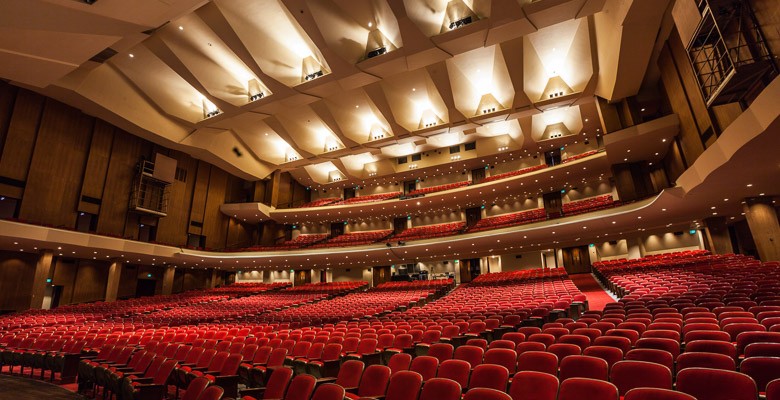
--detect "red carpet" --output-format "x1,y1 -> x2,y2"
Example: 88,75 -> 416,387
569,273 -> 615,311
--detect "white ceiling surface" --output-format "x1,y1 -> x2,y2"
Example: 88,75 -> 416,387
1,0 -> 667,185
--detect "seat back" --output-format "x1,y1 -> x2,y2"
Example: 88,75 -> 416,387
387,353 -> 412,374
384,370 -> 423,400
469,364 -> 509,391
454,345 -> 484,368
740,356 -> 780,392
610,360 -> 672,396
623,388 -> 696,400
676,367 -> 757,400
437,359 -> 471,389
558,377 -> 619,400
517,351 -> 558,375
427,343 -> 454,363
509,371 -> 559,400
267,348 -> 288,368
410,356 -> 438,381
582,346 -> 623,369
463,388 -> 511,400
264,367 -> 294,399
357,364 -> 391,397
484,348 -> 517,373
311,383 -> 345,400
559,355 -> 609,381
676,352 -> 735,372
335,360 -> 364,388
283,374 -> 316,400
153,359 -> 178,385
181,376 -> 210,400
419,377 -> 461,400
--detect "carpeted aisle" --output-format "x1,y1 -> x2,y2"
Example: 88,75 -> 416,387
569,273 -> 616,311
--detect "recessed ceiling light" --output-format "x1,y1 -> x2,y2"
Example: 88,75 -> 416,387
747,184 -> 753,187
129,53 -> 134,58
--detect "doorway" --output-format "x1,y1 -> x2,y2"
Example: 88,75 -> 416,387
294,270 -> 312,286
404,180 -> 417,195
471,168 -> 485,184
373,266 -> 391,287
135,279 -> 157,297
459,258 -> 481,283
561,246 -> 592,274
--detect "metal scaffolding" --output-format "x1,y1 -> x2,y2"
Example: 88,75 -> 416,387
687,0 -> 776,107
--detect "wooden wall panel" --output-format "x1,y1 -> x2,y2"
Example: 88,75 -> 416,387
659,45 -> 705,164
0,251 -> 37,311
52,259 -> 78,306
188,161 -> 211,235
0,90 -> 44,192
0,83 -> 17,156
20,100 -> 93,228
97,132 -> 148,238
70,261 -> 108,304
156,151 -> 198,246
117,264 -> 139,299
668,30 -> 713,137
202,166 -> 229,249
79,120 -> 115,215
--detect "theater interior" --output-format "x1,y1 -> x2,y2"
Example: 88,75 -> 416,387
0,0 -> 779,399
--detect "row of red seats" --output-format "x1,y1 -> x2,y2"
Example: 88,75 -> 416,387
468,208 -> 547,232
237,234 -> 328,252
561,149 -> 599,163
562,195 -> 618,216
297,198 -> 341,208
308,230 -> 393,248
482,164 -> 548,184
331,192 -> 402,206
392,222 -> 466,241
406,181 -> 470,197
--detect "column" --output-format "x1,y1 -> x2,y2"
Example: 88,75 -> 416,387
627,238 -> 642,259
210,269 -> 219,288
105,260 -> 123,302
703,217 -> 734,254
30,250 -> 54,309
161,265 -> 175,295
743,198 -> 780,261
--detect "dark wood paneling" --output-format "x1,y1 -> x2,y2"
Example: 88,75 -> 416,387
203,166 -> 228,249
188,161 -> 211,235
0,83 -> 18,157
52,259 -> 78,306
156,151 -> 198,246
0,251 -> 37,311
668,29 -> 713,137
70,261 -> 108,304
97,132 -> 146,237
0,90 -> 44,184
663,140 -> 686,184
611,163 -> 637,201
659,45 -> 705,164
20,99 -> 93,228
79,120 -> 115,215
117,264 -> 140,299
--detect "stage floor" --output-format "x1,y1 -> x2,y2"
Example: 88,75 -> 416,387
0,375 -> 85,400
